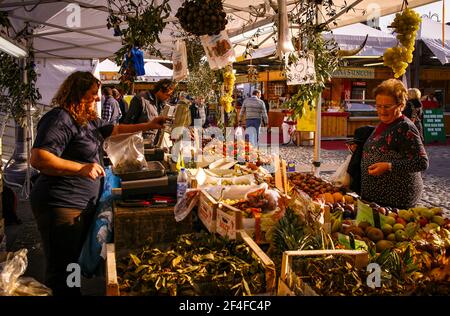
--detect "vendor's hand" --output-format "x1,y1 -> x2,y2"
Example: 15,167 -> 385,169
148,116 -> 168,129
368,162 -> 392,176
78,163 -> 105,180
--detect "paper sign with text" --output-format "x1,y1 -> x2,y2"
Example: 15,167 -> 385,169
201,31 -> 235,70
287,53 -> 316,85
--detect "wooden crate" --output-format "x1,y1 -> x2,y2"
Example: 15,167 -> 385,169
277,249 -> 369,296
113,202 -> 192,257
198,189 -> 218,233
105,230 -> 276,296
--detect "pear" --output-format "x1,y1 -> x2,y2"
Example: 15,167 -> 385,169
405,222 -> 419,237
398,209 -> 414,222
376,240 -> 394,253
431,207 -> 443,216
386,233 -> 396,242
381,224 -> 393,235
367,227 -> 384,242
384,216 -> 396,226
431,215 -> 445,226
393,223 -> 405,232
419,208 -> 434,220
395,230 -> 408,242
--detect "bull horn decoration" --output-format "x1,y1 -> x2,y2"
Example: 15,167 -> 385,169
337,34 -> 368,57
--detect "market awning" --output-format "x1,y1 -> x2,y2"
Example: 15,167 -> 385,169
0,0 -> 440,60
233,22 -> 396,61
418,17 -> 450,65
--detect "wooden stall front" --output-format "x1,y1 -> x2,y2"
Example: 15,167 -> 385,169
321,112 -> 349,138
347,116 -> 380,136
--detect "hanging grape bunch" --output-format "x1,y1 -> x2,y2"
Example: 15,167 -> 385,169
176,0 -> 228,36
383,8 -> 421,78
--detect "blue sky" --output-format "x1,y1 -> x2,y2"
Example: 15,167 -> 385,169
379,0 -> 449,30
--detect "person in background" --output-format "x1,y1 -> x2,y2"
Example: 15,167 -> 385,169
123,78 -> 176,122
238,89 -> 268,145
360,79 -> 428,209
190,95 -> 208,127
345,125 -> 375,195
404,88 -> 424,141
30,71 -> 167,295
123,79 -> 175,142
112,88 -> 127,123
101,87 -> 121,124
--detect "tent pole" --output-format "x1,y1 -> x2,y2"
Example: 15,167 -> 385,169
313,95 -> 321,176
24,45 -> 32,199
313,3 -> 322,176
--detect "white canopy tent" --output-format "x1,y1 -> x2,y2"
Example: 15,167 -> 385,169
418,17 -> 450,64
234,22 -> 397,60
138,60 -> 173,81
0,0 -> 440,60
97,58 -> 120,72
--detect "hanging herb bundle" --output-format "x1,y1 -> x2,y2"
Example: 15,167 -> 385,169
182,36 -> 224,100
0,25 -> 41,126
106,0 -> 171,87
282,1 -> 342,119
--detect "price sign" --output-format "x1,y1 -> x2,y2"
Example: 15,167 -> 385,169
423,109 -> 446,144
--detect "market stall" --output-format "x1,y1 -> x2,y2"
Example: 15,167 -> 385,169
1,0 -> 449,298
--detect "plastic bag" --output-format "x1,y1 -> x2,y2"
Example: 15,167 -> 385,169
174,189 -> 200,222
331,154 -> 352,187
103,132 -> 147,174
0,249 -> 52,296
78,167 -> 120,277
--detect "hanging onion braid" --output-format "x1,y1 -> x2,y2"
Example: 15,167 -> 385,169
52,71 -> 100,125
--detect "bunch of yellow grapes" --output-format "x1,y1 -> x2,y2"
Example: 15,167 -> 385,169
383,8 -> 421,78
221,65 -> 235,113
223,66 -> 235,93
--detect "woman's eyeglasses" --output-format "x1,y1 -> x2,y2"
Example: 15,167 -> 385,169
375,104 -> 398,110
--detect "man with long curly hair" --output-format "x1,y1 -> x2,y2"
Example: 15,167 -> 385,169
29,71 -> 166,295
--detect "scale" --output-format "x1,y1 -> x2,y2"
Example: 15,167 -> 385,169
114,102 -> 193,203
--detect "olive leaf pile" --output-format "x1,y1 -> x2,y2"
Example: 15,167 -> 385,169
117,232 -> 266,296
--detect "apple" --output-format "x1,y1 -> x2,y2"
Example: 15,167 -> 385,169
418,216 -> 429,227
396,217 -> 407,226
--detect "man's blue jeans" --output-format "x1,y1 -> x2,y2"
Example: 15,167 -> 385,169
245,118 -> 261,146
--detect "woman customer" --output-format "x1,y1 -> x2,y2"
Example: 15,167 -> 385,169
403,88 -> 424,141
30,71 -> 166,296
360,79 -> 429,209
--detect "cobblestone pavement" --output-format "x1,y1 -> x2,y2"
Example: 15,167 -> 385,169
280,142 -> 450,217
4,141 -> 449,295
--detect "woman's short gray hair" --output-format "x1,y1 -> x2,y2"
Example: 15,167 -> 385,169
408,88 -> 421,100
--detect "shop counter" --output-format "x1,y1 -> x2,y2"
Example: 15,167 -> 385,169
321,112 -> 349,137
